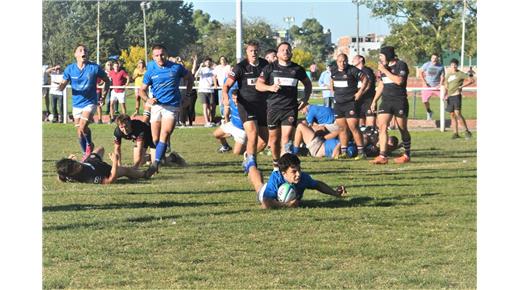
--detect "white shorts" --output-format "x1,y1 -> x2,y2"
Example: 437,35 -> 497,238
323,123 -> 339,132
111,91 -> 126,103
257,183 -> 267,203
150,104 -> 180,122
72,104 -> 97,121
221,122 -> 246,144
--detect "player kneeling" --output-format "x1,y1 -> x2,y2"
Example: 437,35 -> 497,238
56,146 -> 152,184
247,153 -> 347,209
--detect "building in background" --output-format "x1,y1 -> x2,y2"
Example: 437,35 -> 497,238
333,33 -> 386,62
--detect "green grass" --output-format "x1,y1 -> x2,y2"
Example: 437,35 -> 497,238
43,124 -> 476,288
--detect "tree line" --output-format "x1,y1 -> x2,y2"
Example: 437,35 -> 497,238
43,0 -> 476,71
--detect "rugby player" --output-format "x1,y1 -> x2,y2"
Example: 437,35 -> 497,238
370,46 -> 411,164
255,42 -> 313,169
264,48 -> 277,64
330,53 -> 368,160
222,40 -> 270,172
113,114 -> 155,168
247,153 -> 348,209
139,44 -> 194,175
58,44 -> 110,161
292,123 -> 341,159
443,58 -> 474,139
56,147 -> 151,184
352,55 -> 377,130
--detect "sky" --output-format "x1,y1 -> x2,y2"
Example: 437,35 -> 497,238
187,0 -> 391,43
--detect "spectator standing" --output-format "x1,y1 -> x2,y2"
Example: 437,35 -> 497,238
108,61 -> 130,123
310,62 -> 318,81
195,57 -> 218,127
132,59 -> 147,117
318,62 -> 333,108
103,61 -> 113,115
214,56 -> 232,117
42,65 -> 51,119
419,53 -> 445,120
47,65 -> 64,123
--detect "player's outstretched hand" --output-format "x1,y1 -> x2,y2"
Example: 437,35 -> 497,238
287,199 -> 300,208
68,154 -> 77,160
336,185 -> 348,198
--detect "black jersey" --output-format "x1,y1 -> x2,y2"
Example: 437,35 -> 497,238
380,60 -> 409,100
360,66 -> 376,100
331,65 -> 364,103
113,119 -> 154,148
259,60 -> 308,110
228,58 -> 269,103
65,155 -> 111,184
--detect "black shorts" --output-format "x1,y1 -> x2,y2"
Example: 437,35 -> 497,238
379,98 -> 409,118
237,99 -> 267,127
197,92 -> 214,105
359,98 -> 375,118
267,107 -> 298,129
446,95 -> 462,113
334,101 -> 359,119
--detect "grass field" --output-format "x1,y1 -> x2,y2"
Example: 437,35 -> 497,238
43,123 -> 476,288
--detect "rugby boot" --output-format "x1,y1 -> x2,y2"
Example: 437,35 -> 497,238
370,155 -> 388,165
394,154 -> 410,164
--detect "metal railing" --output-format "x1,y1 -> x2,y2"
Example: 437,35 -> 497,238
43,85 -> 477,131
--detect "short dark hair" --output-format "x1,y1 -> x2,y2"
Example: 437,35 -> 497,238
277,42 -> 292,51
355,55 -> 365,64
265,48 -> 277,55
203,57 -> 213,63
231,89 -> 238,96
432,52 -> 439,57
74,44 -> 87,52
115,114 -> 131,125
246,40 -> 260,48
278,153 -> 301,172
151,44 -> 167,51
56,158 -> 78,178
450,58 -> 459,66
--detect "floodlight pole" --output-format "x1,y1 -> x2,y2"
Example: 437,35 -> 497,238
236,0 -> 242,63
356,1 -> 360,55
461,0 -> 466,69
141,2 -> 151,65
96,1 -> 100,64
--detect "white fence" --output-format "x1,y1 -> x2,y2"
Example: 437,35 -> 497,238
43,85 -> 476,131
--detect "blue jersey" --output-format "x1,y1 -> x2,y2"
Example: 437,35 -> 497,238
324,138 -> 340,158
262,170 -> 317,201
226,79 -> 243,130
306,105 -> 335,125
143,60 -> 188,107
63,61 -> 107,108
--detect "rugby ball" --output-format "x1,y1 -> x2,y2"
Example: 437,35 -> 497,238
277,183 -> 296,203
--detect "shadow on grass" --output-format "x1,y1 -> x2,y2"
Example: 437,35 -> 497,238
43,200 -> 223,212
44,209 -> 254,231
126,189 -> 249,195
301,192 -> 441,208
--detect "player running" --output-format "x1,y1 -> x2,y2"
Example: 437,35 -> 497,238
330,53 -> 368,160
255,42 -> 313,169
370,46 -> 412,164
139,44 -> 194,176
58,44 -> 110,161
222,40 -> 270,172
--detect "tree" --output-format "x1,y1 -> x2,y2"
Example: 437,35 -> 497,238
42,0 -> 197,65
120,46 -> 147,77
288,18 -> 332,62
292,48 -> 314,69
366,0 -> 477,65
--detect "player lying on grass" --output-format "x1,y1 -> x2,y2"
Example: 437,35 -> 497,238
362,127 -> 401,157
56,146 -> 152,184
292,123 -> 341,159
246,153 -> 348,209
